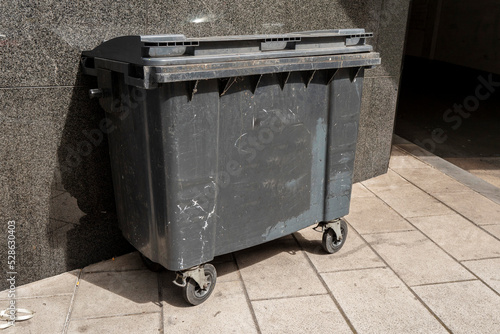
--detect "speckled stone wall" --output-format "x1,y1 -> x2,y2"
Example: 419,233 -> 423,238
0,0 -> 410,288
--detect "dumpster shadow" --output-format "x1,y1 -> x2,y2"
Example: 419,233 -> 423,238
48,67 -> 134,277
230,235 -> 303,270
293,232 -> 323,254
160,270 -> 191,308
160,254 -> 241,308
294,229 -> 351,256
160,237 -> 298,307
64,251 -> 163,306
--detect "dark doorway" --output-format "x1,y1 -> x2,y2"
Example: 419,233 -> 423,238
395,0 -> 500,188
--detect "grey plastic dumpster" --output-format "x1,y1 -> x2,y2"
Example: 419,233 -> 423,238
81,29 -> 380,305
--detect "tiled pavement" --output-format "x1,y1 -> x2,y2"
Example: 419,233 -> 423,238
2,139 -> 500,333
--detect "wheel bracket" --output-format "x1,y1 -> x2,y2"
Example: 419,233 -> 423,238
324,219 -> 343,242
173,266 -> 209,289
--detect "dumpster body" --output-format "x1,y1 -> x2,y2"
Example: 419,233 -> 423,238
82,30 -> 380,304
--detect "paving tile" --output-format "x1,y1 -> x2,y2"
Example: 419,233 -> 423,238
234,236 -> 326,300
413,281 -> 500,334
83,252 -> 147,273
362,171 -> 453,218
410,214 -> 500,261
162,281 -> 258,334
351,182 -> 375,198
345,196 -> 414,234
389,147 -> 429,169
470,170 -> 500,189
362,169 -> 413,193
322,268 -> 447,333
394,142 -> 500,205
392,167 -> 470,194
462,258 -> 500,294
445,157 -> 500,175
365,231 -> 474,286
0,270 -> 78,300
71,270 -> 160,319
483,224 -> 500,239
68,312 -> 161,334
446,157 -> 500,188
252,295 -> 351,334
4,295 -> 71,333
375,186 -> 452,218
294,225 -> 384,273
433,190 -> 500,226
211,260 -> 240,283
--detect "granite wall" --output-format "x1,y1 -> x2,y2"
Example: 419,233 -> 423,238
0,0 -> 410,288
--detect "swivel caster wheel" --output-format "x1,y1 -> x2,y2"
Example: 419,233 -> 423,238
322,219 -> 348,254
173,264 -> 217,306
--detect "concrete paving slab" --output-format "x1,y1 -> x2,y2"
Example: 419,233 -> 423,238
462,258 -> 500,294
351,182 -> 375,198
294,225 -> 385,273
413,281 -> 500,334
234,236 -> 326,300
345,196 -> 414,234
322,268 -> 447,333
162,281 -> 258,334
71,270 -> 160,319
362,170 -> 453,218
373,185 -> 452,218
445,157 -> 500,189
394,139 -> 500,205
211,260 -> 240,283
252,295 -> 351,334
83,252 -> 147,273
392,167 -> 470,194
470,170 -> 500,189
433,190 -> 500,226
389,147 -> 430,169
4,295 -> 71,333
364,231 -> 474,286
0,270 -> 78,300
67,312 -> 161,334
362,169 -> 414,193
409,214 -> 500,261
483,224 -> 500,239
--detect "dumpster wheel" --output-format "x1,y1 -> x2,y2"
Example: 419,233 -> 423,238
182,264 -> 217,306
322,219 -> 348,254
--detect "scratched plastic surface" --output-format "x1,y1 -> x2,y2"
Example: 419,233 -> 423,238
81,30 -> 380,270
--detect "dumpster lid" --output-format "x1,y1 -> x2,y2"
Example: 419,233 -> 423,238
82,29 -> 375,67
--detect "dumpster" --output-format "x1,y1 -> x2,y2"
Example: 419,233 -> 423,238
81,29 -> 380,305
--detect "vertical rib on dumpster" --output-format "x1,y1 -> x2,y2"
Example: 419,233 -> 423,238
324,68 -> 364,221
